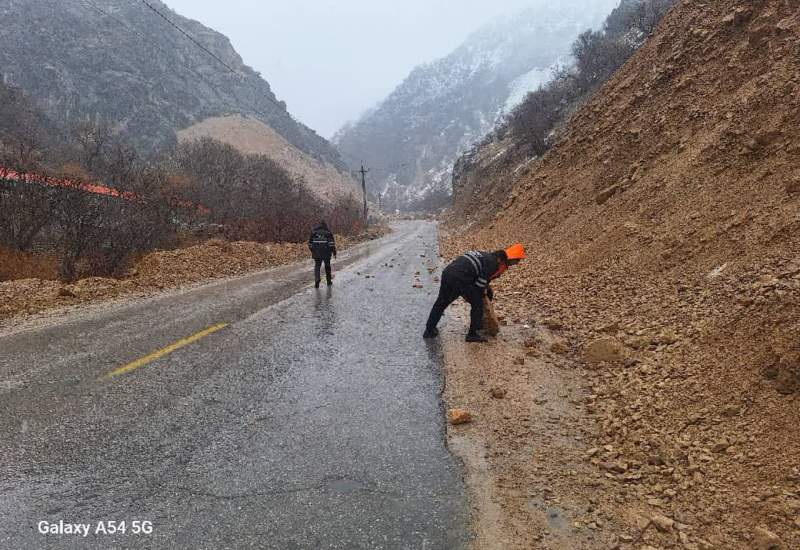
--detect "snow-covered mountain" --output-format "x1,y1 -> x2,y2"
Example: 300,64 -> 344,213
333,0 -> 618,211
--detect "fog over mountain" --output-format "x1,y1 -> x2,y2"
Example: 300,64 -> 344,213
333,0 -> 619,211
165,0 -> 544,138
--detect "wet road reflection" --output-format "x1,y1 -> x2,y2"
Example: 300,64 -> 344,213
0,221 -> 468,549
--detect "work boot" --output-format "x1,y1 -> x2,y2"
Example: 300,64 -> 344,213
465,332 -> 488,343
326,280 -> 333,286
423,327 -> 439,339
315,281 -> 320,288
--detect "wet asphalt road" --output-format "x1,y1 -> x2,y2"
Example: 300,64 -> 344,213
0,221 -> 468,550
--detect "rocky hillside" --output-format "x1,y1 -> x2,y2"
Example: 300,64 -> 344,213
0,0 -> 356,197
446,0 -> 800,547
177,115 -> 358,202
333,1 -> 617,212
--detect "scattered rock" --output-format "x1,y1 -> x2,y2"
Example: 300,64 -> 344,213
543,318 -> 564,330
773,352 -> 800,395
550,339 -> 570,354
722,7 -> 751,27
652,329 -> 679,345
599,460 -> 628,474
489,387 -> 507,399
582,337 -> 627,364
58,286 -> 77,298
720,404 -> 740,417
448,408 -> 472,425
711,438 -> 731,453
650,513 -> 675,532
595,184 -> 620,205
753,526 -> 782,550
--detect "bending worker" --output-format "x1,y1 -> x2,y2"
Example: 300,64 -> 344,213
424,244 -> 526,343
309,221 -> 337,288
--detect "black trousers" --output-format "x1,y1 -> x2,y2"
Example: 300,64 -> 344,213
425,274 -> 484,335
314,257 -> 332,284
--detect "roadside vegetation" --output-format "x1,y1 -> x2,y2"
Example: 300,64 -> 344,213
0,81 -> 364,283
484,0 -> 675,157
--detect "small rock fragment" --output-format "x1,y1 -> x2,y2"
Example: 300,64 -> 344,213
489,387 -> 507,399
711,438 -> 731,453
650,513 -> 674,532
550,339 -> 569,354
753,526 -> 782,550
58,287 -> 77,298
448,409 -> 472,425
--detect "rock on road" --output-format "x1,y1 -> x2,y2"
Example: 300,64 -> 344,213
0,221 -> 468,549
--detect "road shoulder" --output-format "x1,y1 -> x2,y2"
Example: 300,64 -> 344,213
0,226 -> 391,335
442,304 -> 629,549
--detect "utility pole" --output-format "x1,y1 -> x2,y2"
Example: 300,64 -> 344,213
359,164 -> 369,226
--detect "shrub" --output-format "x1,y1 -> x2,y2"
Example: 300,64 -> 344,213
496,0 -> 675,158
172,138 -> 362,242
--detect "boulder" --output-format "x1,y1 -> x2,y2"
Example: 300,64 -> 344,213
582,337 -> 627,364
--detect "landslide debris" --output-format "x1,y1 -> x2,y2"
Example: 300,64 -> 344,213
0,227 -> 389,324
445,0 -> 800,547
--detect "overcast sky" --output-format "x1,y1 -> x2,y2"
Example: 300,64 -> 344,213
164,0 -> 545,137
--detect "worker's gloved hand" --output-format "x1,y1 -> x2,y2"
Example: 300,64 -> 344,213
486,287 -> 494,301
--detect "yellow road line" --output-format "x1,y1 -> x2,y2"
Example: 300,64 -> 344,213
101,323 -> 229,380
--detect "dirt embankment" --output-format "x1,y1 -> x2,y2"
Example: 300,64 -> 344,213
443,1 -> 800,548
0,226 -> 389,325
177,115 -> 361,202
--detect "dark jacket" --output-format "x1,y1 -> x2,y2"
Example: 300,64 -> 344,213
443,251 -> 505,289
309,224 -> 336,260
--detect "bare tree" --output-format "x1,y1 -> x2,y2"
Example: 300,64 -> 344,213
0,170 -> 51,251
0,82 -> 46,171
172,138 -> 362,243
627,0 -> 674,37
0,83 -> 53,251
50,184 -> 106,281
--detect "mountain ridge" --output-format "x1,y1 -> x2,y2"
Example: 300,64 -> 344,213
0,0 -> 348,176
333,0 -> 618,211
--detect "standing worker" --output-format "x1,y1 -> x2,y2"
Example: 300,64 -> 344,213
424,244 -> 526,342
309,221 -> 337,288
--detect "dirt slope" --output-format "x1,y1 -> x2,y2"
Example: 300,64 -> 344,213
446,0 -> 800,547
178,115 -> 360,202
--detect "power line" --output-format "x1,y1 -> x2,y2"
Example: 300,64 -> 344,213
138,0 -> 240,76
77,0 -> 289,122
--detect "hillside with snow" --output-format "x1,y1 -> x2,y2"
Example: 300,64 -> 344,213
333,0 -> 617,211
